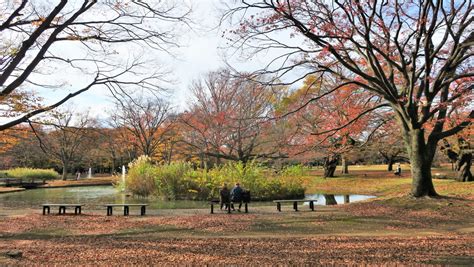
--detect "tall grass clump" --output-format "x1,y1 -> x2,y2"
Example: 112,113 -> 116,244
155,162 -> 195,200
7,168 -> 59,180
126,156 -> 157,197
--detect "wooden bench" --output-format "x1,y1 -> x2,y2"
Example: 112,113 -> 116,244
42,204 -> 83,215
104,204 -> 148,216
272,199 -> 318,212
209,200 -> 248,214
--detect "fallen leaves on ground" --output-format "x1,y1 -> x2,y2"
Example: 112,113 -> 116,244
0,235 -> 472,265
0,213 -> 256,235
1,195 -> 473,265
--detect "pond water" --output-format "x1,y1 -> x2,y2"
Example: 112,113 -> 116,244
0,186 -> 375,210
304,194 -> 376,205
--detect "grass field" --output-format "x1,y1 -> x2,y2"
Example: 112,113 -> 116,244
0,165 -> 472,265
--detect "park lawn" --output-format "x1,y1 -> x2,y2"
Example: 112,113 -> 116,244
306,163 -> 472,198
0,170 -> 472,265
307,176 -> 474,198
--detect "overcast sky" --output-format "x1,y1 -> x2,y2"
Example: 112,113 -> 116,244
4,0 -> 297,124
54,0 -> 231,119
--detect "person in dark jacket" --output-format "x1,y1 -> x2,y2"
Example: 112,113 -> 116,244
219,184 -> 230,210
230,182 -> 244,211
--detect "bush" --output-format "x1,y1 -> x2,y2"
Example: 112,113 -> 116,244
125,160 -> 306,200
126,156 -> 157,197
155,162 -> 195,200
202,161 -> 305,200
7,168 -> 59,180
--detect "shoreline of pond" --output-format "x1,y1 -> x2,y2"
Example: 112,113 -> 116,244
0,177 -> 116,194
0,184 -> 377,214
0,187 -> 26,194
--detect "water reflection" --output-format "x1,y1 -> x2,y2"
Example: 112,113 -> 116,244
324,194 -> 338,205
306,194 -> 376,206
0,186 -> 209,210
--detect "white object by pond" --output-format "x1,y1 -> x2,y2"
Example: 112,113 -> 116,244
121,165 -> 126,191
88,168 -> 92,178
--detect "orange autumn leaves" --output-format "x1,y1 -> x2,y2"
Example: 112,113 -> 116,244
278,74 -> 382,157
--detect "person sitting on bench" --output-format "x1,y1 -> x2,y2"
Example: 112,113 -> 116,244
230,182 -> 243,212
219,183 -> 230,210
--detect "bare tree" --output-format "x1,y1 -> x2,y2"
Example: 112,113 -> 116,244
181,69 -> 286,165
33,109 -> 94,180
0,0 -> 189,130
111,97 -> 173,158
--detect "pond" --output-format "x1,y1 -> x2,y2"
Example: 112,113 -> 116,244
304,193 -> 376,205
0,186 -> 375,210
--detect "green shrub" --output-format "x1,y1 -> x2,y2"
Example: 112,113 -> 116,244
7,168 -> 59,180
126,156 -> 157,197
126,159 -> 306,200
155,162 -> 194,200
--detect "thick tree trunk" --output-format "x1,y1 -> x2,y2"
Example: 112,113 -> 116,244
323,155 -> 339,178
407,130 -> 438,197
456,153 -> 473,182
340,156 -> 349,174
324,166 -> 336,177
387,159 -> 394,171
324,194 -> 338,205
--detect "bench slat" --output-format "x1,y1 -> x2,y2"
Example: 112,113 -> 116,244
104,204 -> 148,207
272,200 -> 318,203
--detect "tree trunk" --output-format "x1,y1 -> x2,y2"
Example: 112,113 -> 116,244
324,194 -> 338,205
62,164 -> 68,180
111,158 -> 116,175
341,156 -> 349,174
167,143 -> 174,165
344,195 -> 350,204
387,158 -> 394,171
406,129 -> 438,197
323,155 -> 338,178
456,153 -> 473,182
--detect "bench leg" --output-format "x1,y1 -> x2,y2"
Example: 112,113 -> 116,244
293,201 -> 298,212
141,206 -> 146,216
74,206 -> 82,215
244,203 -> 248,213
107,206 -> 112,216
43,206 -> 47,215
310,201 -> 314,211
124,206 -> 129,216
277,202 -> 281,212
210,203 -> 214,214
59,206 -> 66,215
